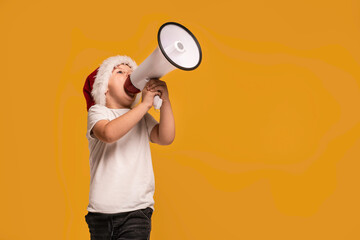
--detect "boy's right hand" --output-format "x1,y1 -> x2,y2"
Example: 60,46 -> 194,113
141,80 -> 162,109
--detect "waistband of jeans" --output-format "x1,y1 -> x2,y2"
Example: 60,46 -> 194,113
87,207 -> 152,216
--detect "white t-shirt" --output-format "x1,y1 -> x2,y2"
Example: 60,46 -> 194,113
86,104 -> 159,214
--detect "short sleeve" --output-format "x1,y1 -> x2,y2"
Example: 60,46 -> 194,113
86,104 -> 111,140
144,113 -> 159,143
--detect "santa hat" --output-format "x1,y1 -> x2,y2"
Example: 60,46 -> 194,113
83,55 -> 141,111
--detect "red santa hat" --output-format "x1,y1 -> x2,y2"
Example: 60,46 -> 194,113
83,55 -> 141,111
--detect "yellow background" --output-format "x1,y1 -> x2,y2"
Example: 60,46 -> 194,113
1,0 -> 360,239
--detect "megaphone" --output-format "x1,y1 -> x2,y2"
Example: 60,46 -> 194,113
124,22 -> 202,109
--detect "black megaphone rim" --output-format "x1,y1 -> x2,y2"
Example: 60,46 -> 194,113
157,22 -> 202,71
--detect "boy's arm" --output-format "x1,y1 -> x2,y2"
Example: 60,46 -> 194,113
92,102 -> 151,143
150,99 -> 175,145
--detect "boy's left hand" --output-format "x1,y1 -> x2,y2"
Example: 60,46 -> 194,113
145,78 -> 169,102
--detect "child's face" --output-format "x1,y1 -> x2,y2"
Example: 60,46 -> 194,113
106,64 -> 136,108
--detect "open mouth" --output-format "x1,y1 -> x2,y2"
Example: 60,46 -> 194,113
124,87 -> 135,98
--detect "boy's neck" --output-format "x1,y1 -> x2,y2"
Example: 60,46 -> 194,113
106,97 -> 131,109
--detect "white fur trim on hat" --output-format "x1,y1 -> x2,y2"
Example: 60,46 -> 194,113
91,55 -> 141,108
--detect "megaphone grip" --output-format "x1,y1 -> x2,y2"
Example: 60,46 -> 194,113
153,95 -> 163,110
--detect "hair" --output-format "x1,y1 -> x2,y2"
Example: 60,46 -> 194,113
91,55 -> 141,109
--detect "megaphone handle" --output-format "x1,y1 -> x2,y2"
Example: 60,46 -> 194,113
153,95 -> 163,110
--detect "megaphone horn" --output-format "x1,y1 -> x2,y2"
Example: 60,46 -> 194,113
124,22 -> 202,109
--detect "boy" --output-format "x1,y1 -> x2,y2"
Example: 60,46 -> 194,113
83,55 -> 175,240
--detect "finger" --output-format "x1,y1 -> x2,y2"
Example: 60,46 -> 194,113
149,84 -> 166,90
150,89 -> 162,96
147,79 -> 164,89
152,91 -> 162,97
145,83 -> 156,91
146,87 -> 159,94
149,86 -> 163,92
146,81 -> 156,90
146,79 -> 156,87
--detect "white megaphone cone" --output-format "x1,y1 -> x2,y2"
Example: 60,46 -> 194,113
124,22 -> 202,109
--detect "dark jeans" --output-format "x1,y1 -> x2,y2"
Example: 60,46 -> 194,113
85,207 -> 153,240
